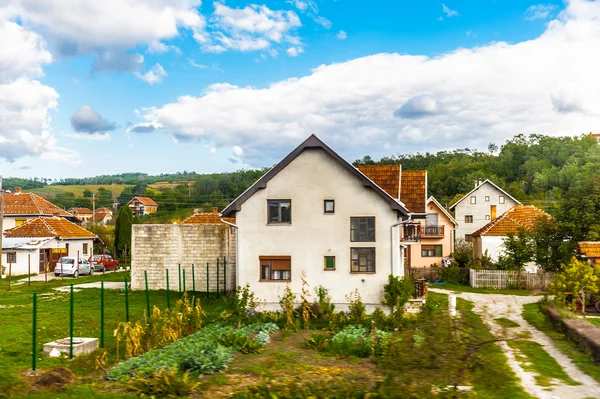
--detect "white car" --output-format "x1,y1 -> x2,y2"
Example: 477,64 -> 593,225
54,257 -> 93,277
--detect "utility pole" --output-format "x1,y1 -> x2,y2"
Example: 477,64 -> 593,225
0,176 -> 4,270
92,193 -> 96,224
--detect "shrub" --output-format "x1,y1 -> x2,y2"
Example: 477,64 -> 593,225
346,289 -> 367,326
222,284 -> 264,329
314,285 -> 335,319
382,275 -> 414,313
328,325 -> 391,357
439,265 -> 469,285
131,367 -> 199,398
303,332 -> 330,351
369,307 -> 393,331
279,285 -> 298,331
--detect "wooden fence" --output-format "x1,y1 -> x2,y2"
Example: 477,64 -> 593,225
469,269 -> 555,290
409,267 -> 439,282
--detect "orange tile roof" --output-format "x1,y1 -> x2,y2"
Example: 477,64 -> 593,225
181,208 -> 235,225
68,208 -> 93,214
2,192 -> 72,217
471,205 -> 551,236
400,170 -> 427,214
93,209 -> 113,221
579,242 -> 600,258
357,165 -> 401,199
129,196 -> 158,206
4,216 -> 97,239
96,207 -> 112,213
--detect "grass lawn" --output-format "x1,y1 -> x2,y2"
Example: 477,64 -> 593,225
586,318 -> 600,328
507,340 -> 580,386
495,317 -> 521,328
522,302 -> 600,383
434,283 -> 542,296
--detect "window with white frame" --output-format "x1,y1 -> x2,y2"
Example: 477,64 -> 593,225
470,196 -> 476,204
499,196 -> 505,204
485,196 -> 490,202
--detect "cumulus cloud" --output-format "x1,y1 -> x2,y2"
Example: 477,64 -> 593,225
336,30 -> 347,40
147,40 -> 181,55
127,122 -> 162,134
394,94 -> 440,119
286,46 -> 303,56
0,21 -> 52,80
232,145 -> 244,158
92,50 -> 144,74
526,4 -> 558,20
71,105 -> 117,134
196,3 -> 302,54
442,3 -> 459,17
137,63 -> 168,84
132,0 -> 600,167
287,0 -> 331,29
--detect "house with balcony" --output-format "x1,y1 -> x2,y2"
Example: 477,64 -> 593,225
221,134 -> 410,306
449,179 -> 520,243
68,207 -> 93,223
1,188 -> 76,232
127,196 -> 158,216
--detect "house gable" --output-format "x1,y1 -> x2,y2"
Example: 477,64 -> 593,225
449,179 -> 521,211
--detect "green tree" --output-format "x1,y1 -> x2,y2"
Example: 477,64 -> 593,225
114,206 -> 134,259
497,229 -> 533,270
550,258 -> 600,314
530,216 -> 574,272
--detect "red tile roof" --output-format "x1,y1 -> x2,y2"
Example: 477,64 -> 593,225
68,208 -> 93,214
2,192 -> 72,217
471,205 -> 551,236
357,165 -> 401,199
129,196 -> 158,206
182,208 -> 235,225
579,242 -> 600,258
401,170 -> 427,214
93,209 -> 113,221
4,216 -> 97,239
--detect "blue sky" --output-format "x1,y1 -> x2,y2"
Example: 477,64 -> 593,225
2,0 -> 599,180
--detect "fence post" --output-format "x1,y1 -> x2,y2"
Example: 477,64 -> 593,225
206,262 -> 209,300
69,284 -> 74,359
100,281 -> 105,348
192,264 -> 195,294
216,258 -> 220,299
144,271 -> 150,319
166,269 -> 171,309
32,292 -> 37,371
28,254 -> 31,287
183,269 -> 186,295
8,262 -> 11,292
124,277 -> 130,322
224,258 -> 227,294
178,264 -> 181,296
77,250 -> 80,278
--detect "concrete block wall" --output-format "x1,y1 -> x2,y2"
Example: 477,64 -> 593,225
131,224 -> 236,292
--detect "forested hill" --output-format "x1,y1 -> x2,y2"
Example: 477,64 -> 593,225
354,134 -> 600,211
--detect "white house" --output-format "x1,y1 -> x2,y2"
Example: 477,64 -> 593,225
220,135 -> 411,306
2,216 -> 96,275
449,179 -> 520,243
128,197 -> 158,216
2,188 -> 75,232
471,205 -> 550,272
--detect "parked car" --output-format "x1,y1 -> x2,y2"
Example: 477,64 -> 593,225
88,255 -> 119,272
54,257 -> 92,277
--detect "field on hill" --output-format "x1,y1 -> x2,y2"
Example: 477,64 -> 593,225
30,185 -> 130,199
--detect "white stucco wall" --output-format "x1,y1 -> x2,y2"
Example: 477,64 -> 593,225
2,216 -> 36,232
453,182 -> 518,242
236,148 -> 403,306
1,249 -> 39,276
480,236 -> 505,261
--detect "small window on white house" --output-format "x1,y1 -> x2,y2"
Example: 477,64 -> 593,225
485,196 -> 490,202
324,200 -> 335,214
465,234 -> 473,242
6,252 -> 16,264
83,243 -> 88,255
470,196 -> 476,204
485,215 -> 490,220
465,215 -> 474,223
499,196 -> 505,204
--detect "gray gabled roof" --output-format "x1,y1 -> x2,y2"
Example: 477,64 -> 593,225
221,134 -> 409,217
449,179 -> 521,211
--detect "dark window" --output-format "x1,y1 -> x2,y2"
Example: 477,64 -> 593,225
324,200 -> 335,214
350,217 -> 375,242
324,256 -> 335,270
268,200 -> 291,224
83,243 -> 88,255
465,234 -> 473,242
6,253 -> 16,264
465,215 -> 473,223
485,215 -> 490,220
259,257 -> 291,281
421,245 -> 443,257
350,248 -> 375,273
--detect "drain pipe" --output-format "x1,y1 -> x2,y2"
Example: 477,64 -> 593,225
220,216 -> 239,289
391,214 -> 412,277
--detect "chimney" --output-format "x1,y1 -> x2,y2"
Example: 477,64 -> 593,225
15,187 -> 21,194
474,180 -> 478,189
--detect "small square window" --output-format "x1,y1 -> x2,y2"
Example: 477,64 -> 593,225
470,196 -> 476,204
350,248 -> 375,273
465,215 -> 474,223
350,217 -> 376,242
324,200 -> 335,214
268,200 -> 292,224
324,256 -> 335,270
499,196 -> 505,204
485,215 -> 490,220
6,252 -> 16,264
485,196 -> 490,202
465,234 -> 473,242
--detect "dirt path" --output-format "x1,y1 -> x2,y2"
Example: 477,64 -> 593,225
430,288 -> 600,399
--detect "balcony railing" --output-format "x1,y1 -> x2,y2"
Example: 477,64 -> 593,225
422,225 -> 445,237
401,223 -> 421,242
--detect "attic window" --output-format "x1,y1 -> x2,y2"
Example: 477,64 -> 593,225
485,196 -> 490,202
324,200 -> 335,214
499,196 -> 505,204
465,215 -> 474,223
470,196 -> 476,204
268,200 -> 291,224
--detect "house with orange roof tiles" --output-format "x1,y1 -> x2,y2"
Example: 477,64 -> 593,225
471,205 -> 551,272
67,207 -> 93,223
181,208 -> 235,225
128,196 -> 158,216
578,242 -> 600,265
1,188 -> 75,232
2,216 -> 96,275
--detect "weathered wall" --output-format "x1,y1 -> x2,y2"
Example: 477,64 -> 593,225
131,224 -> 236,292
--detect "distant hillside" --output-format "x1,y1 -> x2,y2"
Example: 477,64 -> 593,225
30,185 -> 129,200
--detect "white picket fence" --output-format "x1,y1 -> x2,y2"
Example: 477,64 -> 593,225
469,269 -> 555,290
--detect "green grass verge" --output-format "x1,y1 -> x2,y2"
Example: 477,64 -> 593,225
586,318 -> 600,328
522,302 -> 600,383
507,340 -> 580,386
435,283 -> 541,296
495,317 -> 520,328
434,294 -> 534,398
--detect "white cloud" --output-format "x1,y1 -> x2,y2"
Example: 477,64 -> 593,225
209,146 -> 217,154
287,0 -> 331,29
188,59 -> 208,68
525,4 -> 558,21
197,3 -> 302,54
232,145 -> 244,157
71,105 -> 117,134
286,46 -> 303,56
62,132 -> 111,141
442,3 -> 459,17
134,0 -> 600,166
0,21 -> 52,80
147,40 -> 181,55
336,30 -> 347,40
137,63 -> 168,85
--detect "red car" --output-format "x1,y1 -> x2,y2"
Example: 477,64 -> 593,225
88,255 -> 119,272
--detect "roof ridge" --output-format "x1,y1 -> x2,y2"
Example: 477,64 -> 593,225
40,216 -> 58,237
29,193 -> 44,214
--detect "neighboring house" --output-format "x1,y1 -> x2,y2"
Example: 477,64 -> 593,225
449,179 -> 520,243
578,242 -> 600,265
2,216 -> 96,274
68,208 -> 93,223
1,188 -> 75,232
471,205 -> 550,272
128,197 -> 158,216
221,134 -> 410,306
93,208 -> 113,225
181,208 -> 235,225
409,197 -> 457,268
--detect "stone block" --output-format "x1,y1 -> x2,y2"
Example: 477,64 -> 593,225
43,337 -> 98,357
